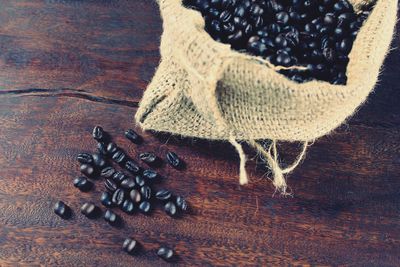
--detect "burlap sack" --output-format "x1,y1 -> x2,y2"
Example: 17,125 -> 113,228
136,0 -> 398,193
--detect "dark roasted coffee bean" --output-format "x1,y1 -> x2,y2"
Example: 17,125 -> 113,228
164,201 -> 177,217
222,22 -> 235,34
135,175 -> 146,187
73,176 -> 92,192
125,160 -> 140,174
166,151 -> 181,168
139,201 -> 151,214
219,10 -> 232,23
112,189 -> 125,206
130,189 -> 142,203
77,153 -> 93,164
139,152 -> 158,164
125,129 -> 142,144
104,209 -> 118,225
338,38 -> 352,54
268,23 -> 281,34
112,171 -> 126,184
101,191 -> 113,207
101,166 -> 115,178
276,11 -> 289,25
323,13 -> 336,25
122,200 -> 135,214
112,150 -> 126,164
140,185 -> 152,200
155,189 -> 172,201
274,35 -> 287,48
105,178 -> 118,192
92,126 -> 105,141
80,164 -> 94,177
106,142 -> 118,155
92,153 -> 106,169
97,142 -> 108,156
275,51 -> 292,67
233,5 -> 245,17
143,169 -> 158,181
54,201 -> 70,218
80,202 -> 98,218
157,247 -> 174,261
323,47 -> 336,62
176,196 -> 188,211
120,178 -> 136,190
123,238 -> 138,255
196,0 -> 210,12
247,41 -> 267,56
208,7 -> 220,18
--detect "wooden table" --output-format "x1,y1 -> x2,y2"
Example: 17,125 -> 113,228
0,1 -> 399,266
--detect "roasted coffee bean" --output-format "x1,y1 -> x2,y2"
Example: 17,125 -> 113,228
140,185 -> 152,200
135,175 -> 146,187
106,142 -> 118,155
77,153 -> 93,164
338,38 -> 352,54
122,200 -> 135,214
164,201 -> 177,217
276,11 -> 289,25
101,191 -> 113,207
104,209 -> 118,225
123,238 -> 138,255
54,201 -> 70,218
101,166 -> 115,178
80,164 -> 95,177
125,129 -> 142,144
176,196 -> 188,211
120,178 -> 136,190
139,201 -> 151,214
92,153 -> 106,169
139,152 -> 158,164
112,150 -> 126,164
143,169 -> 158,181
167,151 -> 181,168
112,189 -> 125,206
92,126 -> 105,141
112,171 -> 126,184
155,189 -> 172,201
125,160 -> 141,174
130,189 -> 142,203
73,176 -> 92,192
97,142 -> 108,156
80,203 -> 98,218
157,247 -> 174,261
105,178 -> 118,192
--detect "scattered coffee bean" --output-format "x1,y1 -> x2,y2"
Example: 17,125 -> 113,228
92,126 -> 105,141
112,150 -> 126,164
105,178 -> 118,192
122,199 -> 135,214
125,160 -> 141,174
112,171 -> 126,184
125,129 -> 142,144
157,247 -> 174,261
139,201 -> 151,214
54,201 -> 70,219
112,188 -> 126,206
92,153 -> 106,169
166,151 -> 181,168
73,176 -> 92,192
106,142 -> 118,155
139,152 -> 158,164
120,178 -> 136,190
97,142 -> 108,156
176,196 -> 188,211
140,185 -> 152,200
77,153 -> 93,164
80,164 -> 95,177
130,189 -> 142,203
143,169 -> 158,181
104,209 -> 118,225
164,201 -> 177,217
135,175 -> 146,187
155,189 -> 172,201
80,202 -> 98,218
101,191 -> 113,207
123,238 -> 139,255
100,166 -> 115,178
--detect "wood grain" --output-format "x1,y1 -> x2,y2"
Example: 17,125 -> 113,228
0,1 -> 399,266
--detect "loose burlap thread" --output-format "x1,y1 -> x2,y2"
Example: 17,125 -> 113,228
136,0 -> 397,193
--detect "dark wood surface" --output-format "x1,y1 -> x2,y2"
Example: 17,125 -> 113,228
0,1 -> 399,266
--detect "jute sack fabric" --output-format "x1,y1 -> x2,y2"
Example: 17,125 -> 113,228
136,0 -> 398,193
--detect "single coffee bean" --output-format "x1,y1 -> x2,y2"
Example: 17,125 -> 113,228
157,247 -> 174,261
166,151 -> 181,168
101,191 -> 113,207
100,166 -> 115,178
276,11 -> 289,25
139,152 -> 158,164
140,185 -> 152,200
112,171 -> 126,184
164,201 -> 177,217
122,200 -> 135,214
106,142 -> 118,155
143,169 -> 158,181
80,202 -> 98,218
125,160 -> 141,174
338,38 -> 352,54
139,201 -> 151,214
105,178 -> 118,192
104,209 -> 118,225
92,153 -> 106,169
112,189 -> 125,206
123,238 -> 138,255
112,150 -> 126,164
54,201 -> 70,219
120,178 -> 136,190
80,164 -> 95,177
125,129 -> 142,144
176,196 -> 188,211
155,189 -> 172,201
92,126 -> 105,141
130,189 -> 142,203
135,175 -> 146,187
97,142 -> 108,156
73,176 -> 92,192
77,153 -> 93,164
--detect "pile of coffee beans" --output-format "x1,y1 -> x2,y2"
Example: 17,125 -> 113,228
54,126 -> 187,262
183,0 -> 375,84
